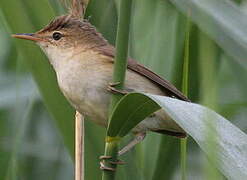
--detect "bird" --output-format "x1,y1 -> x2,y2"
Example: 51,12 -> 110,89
12,14 -> 189,170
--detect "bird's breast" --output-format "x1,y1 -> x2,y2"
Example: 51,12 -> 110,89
55,53 -> 113,126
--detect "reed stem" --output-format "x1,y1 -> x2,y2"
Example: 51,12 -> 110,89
180,9 -> 191,180
102,0 -> 133,180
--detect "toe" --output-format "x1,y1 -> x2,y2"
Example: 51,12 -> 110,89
99,155 -> 112,160
100,162 -> 116,171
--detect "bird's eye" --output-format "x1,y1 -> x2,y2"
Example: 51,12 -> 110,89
52,32 -> 62,41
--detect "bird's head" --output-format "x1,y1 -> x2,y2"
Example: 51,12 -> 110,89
12,15 -> 107,65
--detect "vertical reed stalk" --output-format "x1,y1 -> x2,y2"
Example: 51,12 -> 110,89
102,0 -> 133,180
199,32 -> 222,180
180,10 -> 191,180
75,112 -> 84,180
74,2 -> 89,179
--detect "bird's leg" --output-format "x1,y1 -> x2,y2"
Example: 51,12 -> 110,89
107,82 -> 133,95
99,132 -> 146,171
118,132 -> 146,156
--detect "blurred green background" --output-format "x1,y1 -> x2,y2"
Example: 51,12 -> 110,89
0,0 -> 246,179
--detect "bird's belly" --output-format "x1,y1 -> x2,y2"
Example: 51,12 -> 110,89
56,62 -> 112,127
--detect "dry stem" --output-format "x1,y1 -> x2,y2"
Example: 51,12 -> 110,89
75,111 -> 84,180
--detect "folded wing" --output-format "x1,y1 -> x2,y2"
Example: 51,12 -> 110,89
97,45 -> 190,102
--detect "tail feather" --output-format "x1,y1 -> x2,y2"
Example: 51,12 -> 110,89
151,129 -> 187,138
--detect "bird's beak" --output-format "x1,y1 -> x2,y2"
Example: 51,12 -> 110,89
12,33 -> 44,42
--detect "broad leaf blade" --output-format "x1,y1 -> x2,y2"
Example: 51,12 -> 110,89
170,0 -> 247,69
127,1 -> 187,179
107,93 -> 160,137
108,92 -> 247,180
147,94 -> 247,180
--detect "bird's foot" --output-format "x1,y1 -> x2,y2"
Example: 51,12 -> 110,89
100,161 -> 116,171
99,133 -> 146,171
109,82 -> 121,87
107,82 -> 132,95
99,155 -> 125,171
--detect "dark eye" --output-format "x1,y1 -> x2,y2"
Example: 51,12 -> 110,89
52,32 -> 62,40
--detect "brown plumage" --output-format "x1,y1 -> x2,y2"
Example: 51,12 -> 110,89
38,15 -> 72,33
70,0 -> 89,18
39,15 -> 189,102
13,15 -> 188,137
96,45 -> 190,102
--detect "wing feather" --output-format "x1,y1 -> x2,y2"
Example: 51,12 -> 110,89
97,45 -> 190,102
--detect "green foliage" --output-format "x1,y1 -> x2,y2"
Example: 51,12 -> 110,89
108,93 -> 160,137
171,0 -> 247,69
180,11 -> 191,179
0,0 -> 75,156
109,93 -> 247,179
102,0 -> 133,179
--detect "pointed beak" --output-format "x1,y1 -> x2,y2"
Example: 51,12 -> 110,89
12,33 -> 44,42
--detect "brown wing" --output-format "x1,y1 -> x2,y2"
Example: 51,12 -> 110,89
97,45 -> 190,102
127,59 -> 190,101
